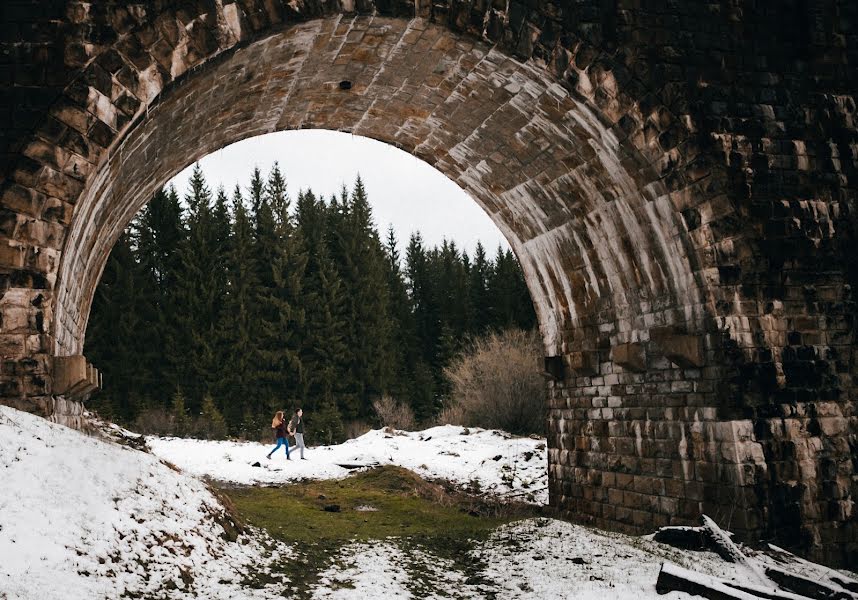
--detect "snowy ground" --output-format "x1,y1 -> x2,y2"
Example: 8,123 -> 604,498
4,407 -> 853,600
305,518 -> 740,600
0,406 -> 288,600
148,425 -> 548,504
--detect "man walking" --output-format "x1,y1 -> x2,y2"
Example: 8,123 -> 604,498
288,408 -> 307,460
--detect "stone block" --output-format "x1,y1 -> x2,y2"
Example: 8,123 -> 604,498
564,350 -> 599,375
543,355 -> 564,380
53,355 -> 101,398
650,328 -> 705,368
52,354 -> 86,394
610,343 -> 646,372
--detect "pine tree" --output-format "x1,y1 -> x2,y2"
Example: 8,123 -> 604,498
310,395 -> 345,446
326,176 -> 393,418
295,190 -> 349,424
437,239 -> 470,350
137,186 -> 187,404
383,225 -> 418,406
85,232 -> 159,421
488,247 -> 536,329
469,241 -> 492,334
247,166 -> 266,220
267,162 -> 289,226
253,166 -> 306,411
171,388 -> 190,436
404,231 -> 440,420
405,232 -> 437,364
199,394 -> 227,439
171,164 -> 223,409
216,186 -> 260,431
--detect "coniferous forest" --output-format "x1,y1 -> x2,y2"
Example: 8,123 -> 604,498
85,164 -> 536,442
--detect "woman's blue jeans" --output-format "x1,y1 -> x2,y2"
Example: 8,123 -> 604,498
270,437 -> 290,457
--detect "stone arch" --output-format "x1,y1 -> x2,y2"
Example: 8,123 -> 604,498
2,0 -> 856,566
52,15 -> 705,365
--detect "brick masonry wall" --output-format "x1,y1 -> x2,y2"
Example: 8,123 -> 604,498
0,0 -> 856,566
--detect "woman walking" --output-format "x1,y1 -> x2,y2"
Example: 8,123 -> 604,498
288,408 -> 306,460
266,410 -> 291,460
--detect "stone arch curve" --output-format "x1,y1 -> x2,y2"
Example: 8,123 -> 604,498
2,0 -> 857,566
53,14 -> 706,365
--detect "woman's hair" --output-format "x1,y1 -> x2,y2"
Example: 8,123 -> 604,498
295,407 -> 302,414
272,411 -> 284,427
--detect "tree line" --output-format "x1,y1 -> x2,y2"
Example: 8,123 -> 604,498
85,164 -> 536,442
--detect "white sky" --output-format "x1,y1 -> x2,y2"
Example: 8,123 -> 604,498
168,130 -> 509,256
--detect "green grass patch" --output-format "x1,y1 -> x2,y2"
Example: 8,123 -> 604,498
217,466 -> 536,598
223,466 -> 512,543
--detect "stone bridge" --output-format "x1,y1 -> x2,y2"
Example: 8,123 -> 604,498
1,0 -> 856,566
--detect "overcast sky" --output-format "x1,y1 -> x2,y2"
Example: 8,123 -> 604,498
168,130 -> 509,256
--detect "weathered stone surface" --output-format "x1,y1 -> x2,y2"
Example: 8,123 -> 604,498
610,343 -> 646,372
53,354 -> 100,398
1,0 -> 857,567
651,329 -> 705,369
565,351 -> 599,376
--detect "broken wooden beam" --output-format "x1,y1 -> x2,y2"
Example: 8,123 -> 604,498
657,563 -> 815,600
764,563 -> 858,600
700,515 -> 771,586
652,525 -> 708,550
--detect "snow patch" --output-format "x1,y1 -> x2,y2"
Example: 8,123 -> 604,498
148,424 -> 548,504
0,406 -> 288,600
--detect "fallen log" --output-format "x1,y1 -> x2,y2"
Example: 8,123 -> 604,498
657,563 -> 815,600
700,515 -> 771,586
653,525 -> 709,550
334,462 -> 381,470
766,545 -> 858,597
764,564 -> 858,600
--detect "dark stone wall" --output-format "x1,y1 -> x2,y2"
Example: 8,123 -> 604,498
0,0 -> 856,567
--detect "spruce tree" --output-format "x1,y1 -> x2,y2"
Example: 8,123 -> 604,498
469,241 -> 492,334
252,166 -> 306,418
327,176 -> 393,418
383,225 -> 419,406
295,190 -> 349,427
216,186 -> 260,431
404,232 -> 440,420
138,186 -> 187,404
199,394 -> 227,439
86,232 -> 158,421
171,164 -> 222,409
488,247 -> 536,330
171,388 -> 190,436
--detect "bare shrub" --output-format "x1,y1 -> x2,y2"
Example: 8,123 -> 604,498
372,395 -> 416,431
435,403 -> 464,427
443,328 -> 545,435
131,407 -> 176,437
342,419 -> 373,441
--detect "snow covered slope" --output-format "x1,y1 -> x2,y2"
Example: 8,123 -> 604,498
149,425 -> 548,503
0,406 -> 286,600
7,408 -> 851,600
